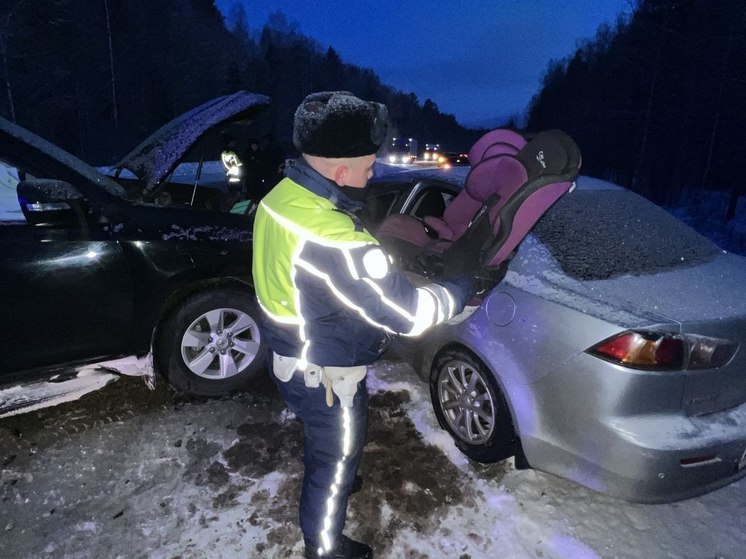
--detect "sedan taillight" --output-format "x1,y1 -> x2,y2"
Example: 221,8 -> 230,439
587,331 -> 739,371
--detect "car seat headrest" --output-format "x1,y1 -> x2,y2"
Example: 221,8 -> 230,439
464,154 -> 528,203
515,129 -> 580,178
468,128 -> 527,166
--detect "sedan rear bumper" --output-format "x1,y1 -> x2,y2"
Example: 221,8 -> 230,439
525,398 -> 746,503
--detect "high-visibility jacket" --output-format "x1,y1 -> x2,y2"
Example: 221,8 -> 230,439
252,158 -> 469,369
221,149 -> 243,184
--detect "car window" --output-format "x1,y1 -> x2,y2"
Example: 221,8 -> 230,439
112,161 -> 226,211
411,188 -> 454,219
403,181 -> 458,219
113,159 -> 259,215
359,188 -> 399,231
533,189 -> 719,280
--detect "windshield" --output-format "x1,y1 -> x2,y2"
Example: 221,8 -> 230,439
532,189 -> 719,280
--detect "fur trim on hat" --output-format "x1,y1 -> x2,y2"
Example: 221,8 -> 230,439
293,91 -> 389,158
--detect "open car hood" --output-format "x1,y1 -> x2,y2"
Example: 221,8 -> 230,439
112,91 -> 270,193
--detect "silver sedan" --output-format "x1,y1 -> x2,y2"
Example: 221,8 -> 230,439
372,172 -> 746,503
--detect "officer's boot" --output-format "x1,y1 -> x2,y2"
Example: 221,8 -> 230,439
304,535 -> 373,559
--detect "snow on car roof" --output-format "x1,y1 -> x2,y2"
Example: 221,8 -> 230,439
533,188 -> 719,281
573,175 -> 625,191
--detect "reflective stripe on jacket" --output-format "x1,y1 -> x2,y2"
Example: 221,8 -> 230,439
252,159 -> 465,368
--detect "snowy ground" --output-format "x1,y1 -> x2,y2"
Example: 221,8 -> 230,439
667,188 -> 746,257
1,359 -> 744,559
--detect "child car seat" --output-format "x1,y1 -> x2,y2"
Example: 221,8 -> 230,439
375,128 -> 581,277
375,129 -> 527,260
420,129 -> 527,242
442,129 -> 581,275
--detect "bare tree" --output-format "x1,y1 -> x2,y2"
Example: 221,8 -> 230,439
103,0 -> 118,127
0,4 -> 18,122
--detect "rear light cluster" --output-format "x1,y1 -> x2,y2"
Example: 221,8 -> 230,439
588,331 -> 739,371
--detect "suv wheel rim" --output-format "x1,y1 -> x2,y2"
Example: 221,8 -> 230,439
437,359 -> 495,444
180,308 -> 261,380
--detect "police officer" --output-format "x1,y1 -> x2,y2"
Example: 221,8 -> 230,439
252,91 -> 476,559
220,132 -> 243,187
220,132 -> 245,211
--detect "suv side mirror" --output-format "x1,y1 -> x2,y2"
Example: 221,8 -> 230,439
17,179 -> 85,226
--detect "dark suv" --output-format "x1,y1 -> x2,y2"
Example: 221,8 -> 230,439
0,92 -> 271,415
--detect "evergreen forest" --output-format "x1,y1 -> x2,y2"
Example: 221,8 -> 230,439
1,0 -> 744,212
528,0 -> 746,213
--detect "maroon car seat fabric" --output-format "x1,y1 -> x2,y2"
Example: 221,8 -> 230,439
375,212 -> 437,257
482,129 -> 580,267
420,187 -> 479,241
420,129 -> 527,241
468,128 -> 526,165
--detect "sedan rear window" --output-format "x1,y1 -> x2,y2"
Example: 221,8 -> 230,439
532,190 -> 719,280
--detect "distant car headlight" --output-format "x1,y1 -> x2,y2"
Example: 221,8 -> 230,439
388,155 -> 397,163
588,331 -> 739,370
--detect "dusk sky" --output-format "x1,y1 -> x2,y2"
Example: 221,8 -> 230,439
215,0 -> 633,128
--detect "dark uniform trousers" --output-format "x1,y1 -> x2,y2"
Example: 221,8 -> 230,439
270,360 -> 369,553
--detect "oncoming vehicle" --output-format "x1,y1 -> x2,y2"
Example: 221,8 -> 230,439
422,143 -> 441,162
363,166 -> 746,503
386,136 -> 418,164
437,151 -> 470,169
0,91 -> 271,417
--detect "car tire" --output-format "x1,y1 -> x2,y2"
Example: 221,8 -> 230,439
430,347 -> 516,463
156,288 -> 267,397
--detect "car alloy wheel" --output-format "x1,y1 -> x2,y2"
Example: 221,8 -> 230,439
431,348 -> 516,463
436,357 -> 495,444
157,288 -> 266,397
181,307 -> 260,380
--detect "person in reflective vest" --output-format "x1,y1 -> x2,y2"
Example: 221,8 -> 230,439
220,132 -> 245,210
252,91 -> 475,559
220,132 -> 243,186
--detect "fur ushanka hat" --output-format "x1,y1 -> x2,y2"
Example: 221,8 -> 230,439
293,91 -> 389,158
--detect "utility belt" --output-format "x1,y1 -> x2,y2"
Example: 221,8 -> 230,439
272,352 -> 367,408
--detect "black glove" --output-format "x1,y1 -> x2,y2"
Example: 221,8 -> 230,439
436,273 -> 477,308
441,225 -> 491,277
439,209 -> 508,297
439,264 -> 505,304
471,263 -> 507,296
